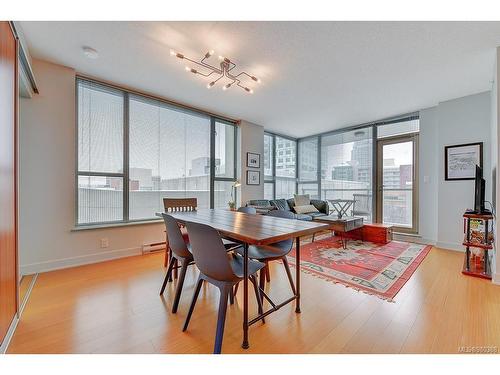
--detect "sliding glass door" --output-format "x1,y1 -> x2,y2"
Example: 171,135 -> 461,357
376,134 -> 418,233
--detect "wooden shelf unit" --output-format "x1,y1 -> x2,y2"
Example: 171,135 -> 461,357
462,211 -> 494,280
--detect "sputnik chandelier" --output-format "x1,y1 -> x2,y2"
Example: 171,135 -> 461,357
170,49 -> 260,94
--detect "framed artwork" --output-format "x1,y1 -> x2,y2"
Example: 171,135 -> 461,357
246,170 -> 260,185
246,152 -> 260,168
445,142 -> 483,181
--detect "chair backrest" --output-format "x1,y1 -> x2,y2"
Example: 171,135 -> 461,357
185,221 -> 237,282
163,198 -> 197,213
237,206 -> 257,214
161,214 -> 192,258
265,209 -> 294,250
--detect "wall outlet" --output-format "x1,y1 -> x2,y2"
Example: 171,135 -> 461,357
100,238 -> 109,248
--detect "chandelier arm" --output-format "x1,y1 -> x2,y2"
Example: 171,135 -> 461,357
198,59 -> 223,74
184,57 -> 222,75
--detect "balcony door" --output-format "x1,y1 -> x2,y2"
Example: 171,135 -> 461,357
376,134 -> 418,233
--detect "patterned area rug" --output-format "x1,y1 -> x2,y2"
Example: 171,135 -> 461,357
287,236 -> 432,301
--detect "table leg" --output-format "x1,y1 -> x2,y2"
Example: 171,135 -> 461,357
242,242 -> 249,349
295,237 -> 301,313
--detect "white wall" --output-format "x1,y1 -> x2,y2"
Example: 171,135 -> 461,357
19,59 -> 266,274
418,91 -> 492,251
491,47 -> 500,284
238,120 -> 264,205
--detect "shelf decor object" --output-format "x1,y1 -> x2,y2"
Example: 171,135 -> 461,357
445,142 -> 483,180
462,211 -> 494,279
170,49 -> 260,93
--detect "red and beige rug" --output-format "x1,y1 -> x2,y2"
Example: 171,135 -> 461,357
287,236 -> 432,301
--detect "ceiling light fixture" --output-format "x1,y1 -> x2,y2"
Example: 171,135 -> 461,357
171,49 -> 260,94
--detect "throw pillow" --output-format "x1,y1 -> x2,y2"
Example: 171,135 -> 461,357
294,204 -> 319,214
270,199 -> 290,211
294,194 -> 310,207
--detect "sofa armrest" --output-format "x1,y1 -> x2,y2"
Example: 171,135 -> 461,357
310,199 -> 329,215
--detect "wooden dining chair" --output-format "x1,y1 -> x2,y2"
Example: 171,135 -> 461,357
182,220 -> 265,354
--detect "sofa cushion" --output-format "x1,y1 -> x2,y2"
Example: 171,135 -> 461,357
247,199 -> 271,208
295,214 -> 313,221
270,199 -> 291,211
294,204 -> 319,214
294,194 -> 311,207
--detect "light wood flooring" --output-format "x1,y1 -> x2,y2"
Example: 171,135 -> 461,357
7,246 -> 500,354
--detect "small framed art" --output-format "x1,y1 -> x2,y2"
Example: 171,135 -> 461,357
246,152 -> 260,168
246,170 -> 260,185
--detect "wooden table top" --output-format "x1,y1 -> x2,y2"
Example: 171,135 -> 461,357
157,209 -> 329,245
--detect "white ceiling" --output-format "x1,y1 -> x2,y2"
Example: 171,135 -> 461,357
19,21 -> 500,138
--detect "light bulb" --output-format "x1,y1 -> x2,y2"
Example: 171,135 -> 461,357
205,50 -> 215,58
170,49 -> 176,56
207,81 -> 215,89
251,76 -> 261,83
223,83 -> 232,91
185,66 -> 190,71
218,55 -> 224,60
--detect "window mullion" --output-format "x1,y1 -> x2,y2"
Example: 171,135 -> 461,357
123,92 -> 130,222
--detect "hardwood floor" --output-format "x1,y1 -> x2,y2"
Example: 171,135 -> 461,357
7,246 -> 500,354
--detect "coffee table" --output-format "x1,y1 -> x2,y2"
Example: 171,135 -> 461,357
312,216 -> 364,249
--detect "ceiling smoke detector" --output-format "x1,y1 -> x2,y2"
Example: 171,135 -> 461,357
82,46 -> 99,59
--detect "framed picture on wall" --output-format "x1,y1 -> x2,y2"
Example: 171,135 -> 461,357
246,170 -> 260,185
445,142 -> 483,181
246,152 -> 260,168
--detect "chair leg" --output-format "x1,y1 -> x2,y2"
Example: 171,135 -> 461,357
172,259 -> 189,314
183,276 -> 203,332
265,266 -> 271,282
229,284 -> 235,305
259,267 -> 266,300
159,257 -> 176,295
282,257 -> 297,295
173,257 -> 179,279
250,275 -> 265,324
213,285 -> 230,354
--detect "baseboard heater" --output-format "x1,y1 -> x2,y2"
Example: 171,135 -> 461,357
142,241 -> 167,254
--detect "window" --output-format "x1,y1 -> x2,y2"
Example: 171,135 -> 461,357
321,128 -> 373,222
77,81 -> 124,224
76,78 -> 237,225
264,132 -> 297,200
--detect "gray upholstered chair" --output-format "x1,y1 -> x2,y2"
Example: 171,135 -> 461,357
182,221 -> 265,354
237,206 -> 257,214
233,209 -> 296,302
160,213 -> 195,314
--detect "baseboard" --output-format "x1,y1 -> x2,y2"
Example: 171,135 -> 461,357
20,246 -> 144,275
435,241 -> 464,252
0,314 -> 19,354
493,273 -> 500,285
393,233 -> 436,246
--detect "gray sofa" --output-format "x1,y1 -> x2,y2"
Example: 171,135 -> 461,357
246,198 -> 329,221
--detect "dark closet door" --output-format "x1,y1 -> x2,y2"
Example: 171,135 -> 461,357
0,21 -> 18,345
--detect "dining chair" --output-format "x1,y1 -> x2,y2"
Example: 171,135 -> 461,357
159,213 -> 195,314
233,209 -> 296,302
182,221 -> 265,354
237,206 -> 257,214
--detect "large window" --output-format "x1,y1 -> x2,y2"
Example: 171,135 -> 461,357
321,128 -> 373,221
76,78 -> 237,225
298,137 -> 319,199
294,115 -> 419,233
263,132 -> 297,200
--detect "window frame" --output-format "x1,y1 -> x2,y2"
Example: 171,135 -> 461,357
75,77 -> 237,227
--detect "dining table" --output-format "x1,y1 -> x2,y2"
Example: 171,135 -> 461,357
156,209 -> 330,349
